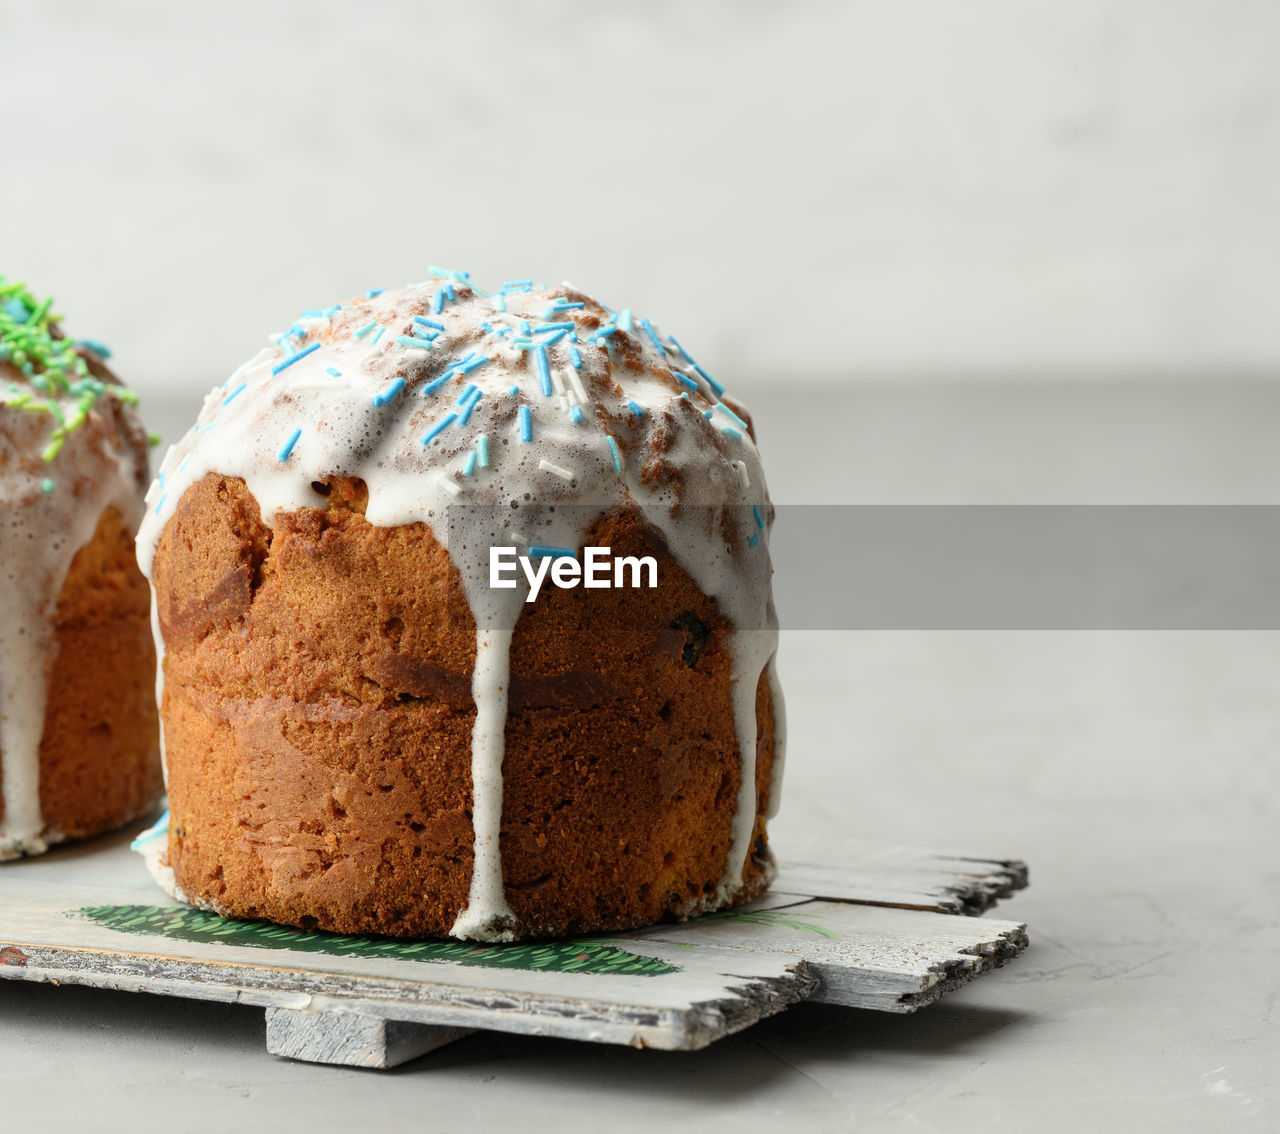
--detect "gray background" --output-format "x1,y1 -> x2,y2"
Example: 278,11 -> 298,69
4,0 -> 1280,390
2,2 -> 1278,1130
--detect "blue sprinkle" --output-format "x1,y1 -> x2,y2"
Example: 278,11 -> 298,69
414,316 -> 446,331
539,328 -> 570,347
534,322 -> 575,334
421,412 -> 458,445
477,435 -> 490,467
569,346 -> 582,369
627,400 -> 644,418
421,372 -> 454,396
519,405 -> 533,442
370,326 -> 386,346
455,383 -> 479,406
223,382 -> 247,405
76,338 -> 113,359
459,393 -> 482,425
749,532 -> 760,548
535,347 -> 552,396
300,309 -> 324,318
324,305 -> 342,318
411,325 -> 438,340
639,318 -> 666,358
373,378 -> 406,407
597,323 -> 618,338
606,435 -> 621,474
716,401 -> 748,430
153,492 -> 166,515
752,505 -> 765,528
456,354 -> 489,374
668,334 -> 694,364
463,451 -> 478,476
481,321 -> 494,333
278,427 -> 302,461
396,336 -> 432,350
366,288 -> 385,298
354,320 -> 378,339
325,367 -> 342,377
493,294 -> 507,313
432,291 -> 445,315
444,283 -> 456,301
570,404 -> 583,424
675,372 -> 698,393
617,308 -> 634,333
704,409 -> 713,419
520,319 -> 531,335
509,385 -> 520,395
271,342 -> 320,375
503,279 -> 533,289
528,545 -> 576,559
693,362 -> 725,396
721,426 -> 743,441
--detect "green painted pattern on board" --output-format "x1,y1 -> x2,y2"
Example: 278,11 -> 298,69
76,904 -> 680,976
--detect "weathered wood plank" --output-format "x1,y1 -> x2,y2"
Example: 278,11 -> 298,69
265,1008 -> 473,1068
0,901 -> 816,1051
0,833 -> 1031,1065
610,900 -> 1027,1013
777,847 -> 1028,915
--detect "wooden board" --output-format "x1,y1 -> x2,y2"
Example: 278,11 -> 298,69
0,829 -> 1028,1067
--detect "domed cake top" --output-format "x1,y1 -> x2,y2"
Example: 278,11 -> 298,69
138,269 -> 773,581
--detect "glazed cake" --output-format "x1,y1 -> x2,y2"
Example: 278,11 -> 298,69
0,277 -> 161,860
135,270 -> 784,941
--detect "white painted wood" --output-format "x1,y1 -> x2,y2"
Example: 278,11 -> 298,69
265,1007 -> 473,1068
614,899 -> 1027,1012
0,833 -> 1029,1065
777,847 -> 1028,915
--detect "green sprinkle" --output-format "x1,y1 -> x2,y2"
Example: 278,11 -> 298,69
40,478 -> 54,494
1,274 -> 146,464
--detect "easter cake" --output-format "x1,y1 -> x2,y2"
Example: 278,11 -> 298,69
0,277 -> 161,860
135,270 -> 784,941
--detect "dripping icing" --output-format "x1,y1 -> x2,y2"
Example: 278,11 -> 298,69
0,411 -> 145,859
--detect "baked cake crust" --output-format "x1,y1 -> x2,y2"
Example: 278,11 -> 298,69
154,473 -> 775,937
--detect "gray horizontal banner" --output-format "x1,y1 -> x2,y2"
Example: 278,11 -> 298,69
772,506 -> 1280,629
441,503 -> 1280,629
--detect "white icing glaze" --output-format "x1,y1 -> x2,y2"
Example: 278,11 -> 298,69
137,275 -> 782,938
764,655 -> 787,821
0,400 -> 145,860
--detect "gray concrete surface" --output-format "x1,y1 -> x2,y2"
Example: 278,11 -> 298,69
2,381 -> 1277,1131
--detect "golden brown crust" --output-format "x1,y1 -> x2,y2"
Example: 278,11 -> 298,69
0,506 -> 163,837
157,472 -> 774,938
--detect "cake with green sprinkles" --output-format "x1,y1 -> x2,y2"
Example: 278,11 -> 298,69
133,269 -> 784,941
0,276 -> 162,860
